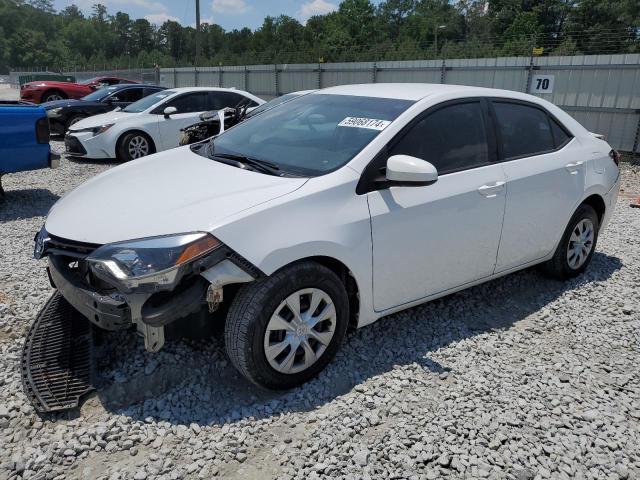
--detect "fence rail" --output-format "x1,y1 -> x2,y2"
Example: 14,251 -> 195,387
12,53 -> 640,154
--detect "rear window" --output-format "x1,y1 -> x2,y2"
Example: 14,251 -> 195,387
493,102 -> 555,159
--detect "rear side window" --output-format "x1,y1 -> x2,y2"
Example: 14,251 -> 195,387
493,102 -> 555,159
208,91 -> 255,110
389,101 -> 489,175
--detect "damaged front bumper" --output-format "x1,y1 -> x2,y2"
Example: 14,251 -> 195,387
39,232 -> 261,352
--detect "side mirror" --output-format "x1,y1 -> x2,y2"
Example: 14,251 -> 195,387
385,155 -> 438,186
163,106 -> 177,118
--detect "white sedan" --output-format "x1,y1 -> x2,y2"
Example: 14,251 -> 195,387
37,83 -> 620,389
64,87 -> 264,161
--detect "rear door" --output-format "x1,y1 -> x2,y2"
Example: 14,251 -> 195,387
155,91 -> 209,150
490,99 -> 583,272
367,99 -> 507,311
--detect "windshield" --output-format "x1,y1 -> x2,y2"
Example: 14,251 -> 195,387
124,90 -> 175,113
81,86 -> 119,102
205,94 -> 413,176
245,93 -> 303,119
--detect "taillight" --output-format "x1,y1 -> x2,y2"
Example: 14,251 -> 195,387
36,117 -> 50,144
609,149 -> 620,166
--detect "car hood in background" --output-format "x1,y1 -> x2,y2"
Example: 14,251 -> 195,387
45,147 -> 308,244
42,99 -> 84,110
24,81 -> 82,89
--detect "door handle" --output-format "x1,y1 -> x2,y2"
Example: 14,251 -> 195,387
565,161 -> 584,174
478,181 -> 506,198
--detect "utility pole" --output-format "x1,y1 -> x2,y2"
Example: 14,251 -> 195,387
195,0 -> 201,65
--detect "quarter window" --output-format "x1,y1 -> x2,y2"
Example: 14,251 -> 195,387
550,117 -> 571,148
493,102 -> 555,159
389,101 -> 489,175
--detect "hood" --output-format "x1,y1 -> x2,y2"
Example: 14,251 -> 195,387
25,81 -> 82,88
45,146 -> 308,245
42,99 -> 83,110
70,109 -> 134,129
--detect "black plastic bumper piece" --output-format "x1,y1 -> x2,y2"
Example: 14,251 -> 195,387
64,134 -> 87,155
48,256 -> 131,331
21,292 -> 95,413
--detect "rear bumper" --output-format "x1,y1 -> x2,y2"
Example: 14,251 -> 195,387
601,170 -> 621,233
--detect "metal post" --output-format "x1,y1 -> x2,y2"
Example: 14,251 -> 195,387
173,67 -> 177,88
632,112 -> 640,163
219,66 -> 223,88
372,62 -> 377,83
195,0 -> 201,65
274,64 -> 279,96
194,66 -> 199,87
440,59 -> 447,84
317,63 -> 322,89
243,66 -> 248,91
525,35 -> 537,93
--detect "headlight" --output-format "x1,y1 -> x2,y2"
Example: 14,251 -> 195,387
71,124 -> 114,136
47,107 -> 62,117
87,232 -> 221,291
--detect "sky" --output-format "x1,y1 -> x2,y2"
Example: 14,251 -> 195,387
52,0 -> 384,31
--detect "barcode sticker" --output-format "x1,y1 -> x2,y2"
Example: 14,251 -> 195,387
338,117 -> 391,131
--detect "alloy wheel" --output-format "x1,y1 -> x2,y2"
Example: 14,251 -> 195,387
128,135 -> 150,159
567,218 -> 594,269
263,288 -> 336,375
46,93 -> 64,101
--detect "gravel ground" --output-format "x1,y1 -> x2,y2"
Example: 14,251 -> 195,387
1,142 -> 639,480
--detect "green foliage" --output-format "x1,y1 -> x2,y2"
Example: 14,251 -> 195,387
0,0 -> 638,74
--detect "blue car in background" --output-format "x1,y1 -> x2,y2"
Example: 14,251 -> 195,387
0,101 -> 59,197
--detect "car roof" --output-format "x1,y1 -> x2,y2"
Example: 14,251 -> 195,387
314,83 -> 533,101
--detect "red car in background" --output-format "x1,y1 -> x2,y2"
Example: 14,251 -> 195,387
20,76 -> 138,104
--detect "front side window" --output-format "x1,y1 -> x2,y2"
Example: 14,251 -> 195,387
109,88 -> 144,103
204,94 -> 414,176
389,101 -> 489,175
165,92 -> 208,113
493,102 -> 555,159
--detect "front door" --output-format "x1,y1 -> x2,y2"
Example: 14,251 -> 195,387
367,100 -> 507,311
156,91 -> 209,150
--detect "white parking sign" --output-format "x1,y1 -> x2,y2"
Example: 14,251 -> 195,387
530,75 -> 554,94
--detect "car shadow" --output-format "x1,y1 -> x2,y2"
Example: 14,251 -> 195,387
48,251 -> 622,426
0,188 -> 60,220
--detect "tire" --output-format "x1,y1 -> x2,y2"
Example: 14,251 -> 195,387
41,90 -> 66,103
225,261 -> 349,389
117,132 -> 154,161
65,114 -> 86,131
543,204 -> 599,279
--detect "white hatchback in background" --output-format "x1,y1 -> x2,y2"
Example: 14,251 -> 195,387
37,84 -> 620,390
64,87 -> 264,161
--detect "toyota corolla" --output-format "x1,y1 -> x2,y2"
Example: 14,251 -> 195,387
34,84 -> 620,389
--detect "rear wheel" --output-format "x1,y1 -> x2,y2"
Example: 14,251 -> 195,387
41,90 -> 66,103
224,261 -> 349,389
543,204 -> 599,279
117,132 -> 154,161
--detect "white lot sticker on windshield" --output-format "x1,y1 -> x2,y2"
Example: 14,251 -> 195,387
338,117 -> 391,131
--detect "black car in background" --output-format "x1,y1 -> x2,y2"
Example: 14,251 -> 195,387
43,84 -> 166,135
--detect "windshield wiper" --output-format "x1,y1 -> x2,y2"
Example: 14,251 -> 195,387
213,153 -> 281,175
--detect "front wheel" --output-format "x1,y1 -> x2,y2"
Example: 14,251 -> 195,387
224,262 -> 349,389
117,132 -> 153,161
41,90 -> 66,103
543,204 -> 599,279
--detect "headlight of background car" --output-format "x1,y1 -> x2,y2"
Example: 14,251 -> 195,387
47,107 -> 62,117
86,232 -> 221,291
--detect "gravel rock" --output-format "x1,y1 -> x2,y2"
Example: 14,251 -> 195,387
0,145 -> 639,479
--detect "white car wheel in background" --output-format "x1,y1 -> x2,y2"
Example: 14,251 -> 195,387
225,261 -> 349,389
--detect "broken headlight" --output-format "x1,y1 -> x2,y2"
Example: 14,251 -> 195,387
86,232 -> 221,291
